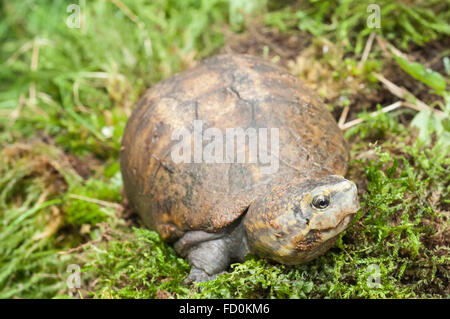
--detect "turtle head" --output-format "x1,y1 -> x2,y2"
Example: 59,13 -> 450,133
244,175 -> 359,264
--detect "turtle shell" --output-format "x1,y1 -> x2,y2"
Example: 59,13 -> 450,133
120,54 -> 349,242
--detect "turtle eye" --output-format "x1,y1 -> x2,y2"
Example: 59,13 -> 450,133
311,194 -> 330,210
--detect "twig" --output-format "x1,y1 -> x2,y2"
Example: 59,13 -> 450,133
29,38 -> 40,108
9,94 -> 25,124
402,101 -> 426,112
340,101 -> 403,130
358,32 -> 376,69
110,0 -> 144,28
6,38 -> 51,65
68,193 -> 123,210
58,238 -> 103,255
37,92 -> 57,107
58,222 -> 122,255
375,35 -> 410,61
338,106 -> 350,127
36,189 -> 51,206
6,41 -> 33,65
73,81 -> 89,113
31,38 -> 40,70
32,206 -> 63,241
374,73 -> 444,116
375,34 -> 390,58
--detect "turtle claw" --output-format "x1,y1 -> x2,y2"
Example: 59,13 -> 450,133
183,267 -> 214,284
183,267 -> 227,284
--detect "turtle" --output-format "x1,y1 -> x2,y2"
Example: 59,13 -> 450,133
120,54 -> 360,283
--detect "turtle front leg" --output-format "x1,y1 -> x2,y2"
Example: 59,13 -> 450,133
183,237 -> 231,284
175,231 -> 231,283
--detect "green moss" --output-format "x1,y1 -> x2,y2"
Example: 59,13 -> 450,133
0,144 -> 78,298
82,228 -> 190,299
64,200 -> 107,226
64,176 -> 122,226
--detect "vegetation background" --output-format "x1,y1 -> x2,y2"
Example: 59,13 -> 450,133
0,0 -> 448,298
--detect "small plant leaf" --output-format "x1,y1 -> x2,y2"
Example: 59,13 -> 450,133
393,55 -> 447,94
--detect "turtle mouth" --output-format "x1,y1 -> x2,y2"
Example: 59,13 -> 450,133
292,213 -> 355,254
318,213 -> 355,241
293,211 -> 356,252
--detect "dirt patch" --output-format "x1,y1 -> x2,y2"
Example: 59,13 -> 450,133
409,37 -> 450,75
66,154 -> 97,180
221,24 -> 311,68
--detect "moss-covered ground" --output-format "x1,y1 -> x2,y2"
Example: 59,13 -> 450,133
0,0 -> 448,298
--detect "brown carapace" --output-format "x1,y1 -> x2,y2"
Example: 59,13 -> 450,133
120,54 -> 359,282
